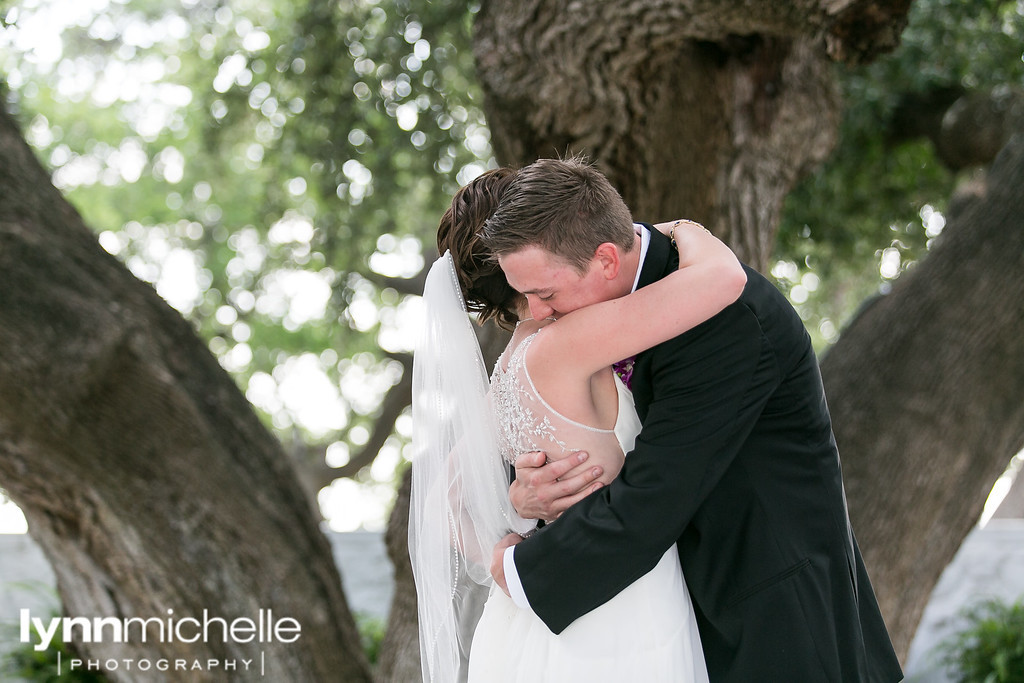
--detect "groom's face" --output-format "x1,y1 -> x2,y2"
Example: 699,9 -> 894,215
499,245 -> 609,321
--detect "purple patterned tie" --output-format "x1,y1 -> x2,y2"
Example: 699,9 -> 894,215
612,356 -> 635,390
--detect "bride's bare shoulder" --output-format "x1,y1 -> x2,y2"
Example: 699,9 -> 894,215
522,319 -> 589,381
507,319 -> 547,347
495,320 -> 545,370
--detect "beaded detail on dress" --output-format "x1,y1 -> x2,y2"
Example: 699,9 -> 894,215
489,330 -> 619,466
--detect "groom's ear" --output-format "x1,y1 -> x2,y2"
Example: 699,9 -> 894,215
592,242 -> 621,280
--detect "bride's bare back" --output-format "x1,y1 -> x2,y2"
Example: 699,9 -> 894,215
490,321 -> 630,490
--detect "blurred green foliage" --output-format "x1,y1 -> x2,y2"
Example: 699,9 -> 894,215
1,0 -> 492,525
2,636 -> 109,682
940,597 -> 1024,682
354,611 -> 387,665
777,0 -> 1024,348
0,585 -> 109,682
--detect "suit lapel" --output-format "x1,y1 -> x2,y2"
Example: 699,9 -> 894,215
636,222 -> 675,290
630,224 -> 676,419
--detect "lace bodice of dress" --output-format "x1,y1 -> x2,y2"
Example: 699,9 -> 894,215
488,330 -> 639,465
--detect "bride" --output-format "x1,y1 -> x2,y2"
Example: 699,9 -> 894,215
410,167 -> 745,682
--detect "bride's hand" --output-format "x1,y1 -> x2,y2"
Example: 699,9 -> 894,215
510,450 -> 604,521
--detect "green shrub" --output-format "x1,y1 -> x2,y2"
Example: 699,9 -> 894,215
941,597 -> 1024,683
355,612 -> 387,666
0,583 -> 109,682
2,637 -> 109,682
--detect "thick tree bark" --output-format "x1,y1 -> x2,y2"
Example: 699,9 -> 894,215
820,135 -> 1024,656
0,107 -> 372,681
375,469 -> 420,683
462,0 -> 1024,663
474,0 -> 909,271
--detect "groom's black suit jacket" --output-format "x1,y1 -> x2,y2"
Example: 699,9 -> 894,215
513,227 -> 903,682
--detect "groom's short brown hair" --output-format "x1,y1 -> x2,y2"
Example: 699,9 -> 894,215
481,156 -> 635,273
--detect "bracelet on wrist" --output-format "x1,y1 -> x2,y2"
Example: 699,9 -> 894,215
670,219 -> 710,249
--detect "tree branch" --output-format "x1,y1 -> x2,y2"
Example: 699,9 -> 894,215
890,86 -> 1024,170
0,105 -> 373,681
361,249 -> 437,296
290,352 -> 413,496
822,134 -> 1024,655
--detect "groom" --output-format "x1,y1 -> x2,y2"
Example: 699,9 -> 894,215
482,157 -> 903,682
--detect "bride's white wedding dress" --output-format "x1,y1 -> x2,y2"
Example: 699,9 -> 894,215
410,253 -> 706,683
467,329 -> 708,683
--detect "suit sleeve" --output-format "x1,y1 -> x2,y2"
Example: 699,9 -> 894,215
513,297 -> 780,634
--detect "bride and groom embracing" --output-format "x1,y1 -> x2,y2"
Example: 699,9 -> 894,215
409,157 -> 903,682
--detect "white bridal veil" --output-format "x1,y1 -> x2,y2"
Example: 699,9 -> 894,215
409,251 -> 536,682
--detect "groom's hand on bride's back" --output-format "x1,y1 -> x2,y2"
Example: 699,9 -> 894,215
510,450 -> 604,521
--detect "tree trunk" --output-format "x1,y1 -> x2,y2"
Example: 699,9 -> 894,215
820,135 -> 1024,656
474,0 -> 909,271
375,469 -> 421,682
0,106 -> 372,681
462,0 -> 1024,662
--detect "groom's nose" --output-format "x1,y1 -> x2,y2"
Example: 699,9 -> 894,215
526,296 -> 554,321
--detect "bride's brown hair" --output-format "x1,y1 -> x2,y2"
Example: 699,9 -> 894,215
436,168 -> 522,330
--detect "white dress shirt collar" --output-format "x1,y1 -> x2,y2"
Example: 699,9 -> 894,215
631,223 -> 651,294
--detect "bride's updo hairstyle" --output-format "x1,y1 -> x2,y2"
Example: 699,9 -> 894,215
436,167 -> 522,331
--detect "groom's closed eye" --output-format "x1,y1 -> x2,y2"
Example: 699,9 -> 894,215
519,288 -> 554,301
